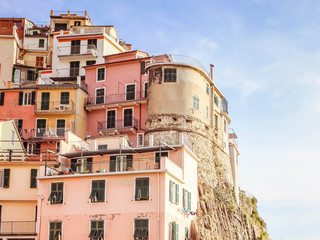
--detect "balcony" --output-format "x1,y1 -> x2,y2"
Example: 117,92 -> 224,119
0,221 -> 36,236
97,118 -> 138,134
20,128 -> 70,139
86,91 -> 147,110
34,101 -> 75,114
57,44 -> 97,60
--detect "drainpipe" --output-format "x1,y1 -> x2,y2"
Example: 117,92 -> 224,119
37,195 -> 44,240
157,172 -> 160,240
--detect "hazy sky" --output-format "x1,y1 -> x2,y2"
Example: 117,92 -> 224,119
3,0 -> 320,239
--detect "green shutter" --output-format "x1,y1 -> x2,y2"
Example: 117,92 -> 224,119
172,222 -> 176,240
188,192 -> 191,210
18,92 -> 23,105
176,184 -> 179,204
183,189 -> 186,209
175,223 -> 179,240
3,169 -> 10,188
30,169 -> 37,188
31,92 -> 35,105
169,180 -> 173,202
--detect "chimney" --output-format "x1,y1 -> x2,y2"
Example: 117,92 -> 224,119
50,10 -> 53,16
210,64 -> 214,82
67,11 -> 70,16
126,44 -> 132,50
85,11 -> 88,17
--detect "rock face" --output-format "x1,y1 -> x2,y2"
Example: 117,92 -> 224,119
146,114 -> 269,240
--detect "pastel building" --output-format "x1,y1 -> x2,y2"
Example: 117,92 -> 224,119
85,51 -> 149,147
0,121 -> 41,240
37,135 -> 198,240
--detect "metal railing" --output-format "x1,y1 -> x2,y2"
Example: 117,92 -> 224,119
20,128 -> 71,139
0,221 -> 36,235
34,100 -> 75,113
149,54 -> 210,77
228,128 -> 238,146
86,90 -> 146,106
97,118 -> 138,131
57,44 -> 97,57
56,157 -> 160,175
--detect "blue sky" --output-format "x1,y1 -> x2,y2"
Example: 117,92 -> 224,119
3,0 -> 320,239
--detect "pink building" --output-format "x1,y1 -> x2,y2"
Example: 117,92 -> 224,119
84,51 -> 150,147
37,136 -> 198,240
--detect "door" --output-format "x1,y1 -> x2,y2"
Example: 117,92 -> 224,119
36,119 -> 46,137
41,92 -> 50,110
71,40 -> 80,54
126,84 -> 135,101
107,110 -> 116,129
123,109 -> 133,127
56,119 -> 66,137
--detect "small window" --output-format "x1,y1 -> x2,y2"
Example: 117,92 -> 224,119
97,68 -> 105,81
0,92 -> 4,106
214,114 -> 218,129
27,70 -> 35,81
155,151 -> 168,163
48,182 -> 63,204
135,177 -> 149,201
60,92 -> 69,104
89,180 -> 105,202
71,40 -> 80,54
126,84 -> 135,101
96,88 -> 105,104
88,39 -> 97,49
36,56 -> 44,68
134,219 -> 149,240
16,119 -> 23,133
140,62 -> 146,75
183,189 -> 191,210
23,92 -> 33,105
193,96 -> 199,110
89,220 -> 104,240
169,180 -> 179,204
206,83 -> 210,95
164,68 -> 176,82
137,133 -> 144,147
98,144 -> 108,150
70,61 -> 80,77
74,21 -> 81,26
55,23 -> 67,31
0,169 -> 10,188
30,169 -> 38,188
49,222 -> 62,240
214,94 -> 219,106
38,39 -> 44,48
143,82 -> 148,98
171,222 -> 179,240
86,60 -> 96,66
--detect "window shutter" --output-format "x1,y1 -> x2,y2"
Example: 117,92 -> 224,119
169,180 -> 173,202
18,92 -> 23,105
175,223 -> 179,240
0,92 -> 4,106
110,156 -> 116,172
188,192 -> 191,210
30,169 -> 37,188
141,61 -> 146,74
3,169 -> 10,188
176,184 -> 179,204
172,222 -> 176,240
127,155 -> 133,169
31,92 -> 35,105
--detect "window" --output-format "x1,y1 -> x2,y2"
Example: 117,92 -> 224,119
125,84 -> 135,101
24,142 -> 40,155
41,92 -> 50,110
30,169 -> 38,188
155,151 -> 168,163
137,133 -> 144,147
143,82 -> 148,98
214,94 -> 219,106
164,68 -> 176,82
206,83 -> 210,95
70,61 -> 80,77
97,68 -> 105,81
71,158 -> 92,173
123,108 -> 133,127
36,119 -> 46,137
54,23 -> 67,31
48,182 -> 63,204
0,92 -> 4,106
27,70 -> 35,81
171,222 -> 179,240
16,119 -> 23,134
96,88 -> 105,104
74,21 -> 81,26
89,180 -> 105,202
134,219 -> 149,240
214,114 -> 218,129
169,180 -> 179,204
135,177 -> 149,200
89,220 -> 104,240
193,96 -> 199,110
106,110 -> 116,128
140,61 -> 146,75
98,144 -> 108,150
12,68 -> 21,83
36,56 -> 44,68
60,92 -> 69,104
88,39 -> 97,49
56,119 -> 66,137
49,222 -> 62,240
183,189 -> 191,210
19,92 -> 35,106
109,155 -> 132,172
86,60 -> 96,66
38,39 -> 45,48
0,169 -> 10,188
224,119 -> 227,132
71,40 -> 80,54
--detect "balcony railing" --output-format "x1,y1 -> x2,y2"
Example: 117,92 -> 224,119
34,100 -> 75,114
97,118 -> 138,132
20,128 -> 70,139
57,44 -> 97,58
86,91 -> 146,106
0,221 -> 36,235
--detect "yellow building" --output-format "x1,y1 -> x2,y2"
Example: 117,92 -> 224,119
0,120 -> 41,240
